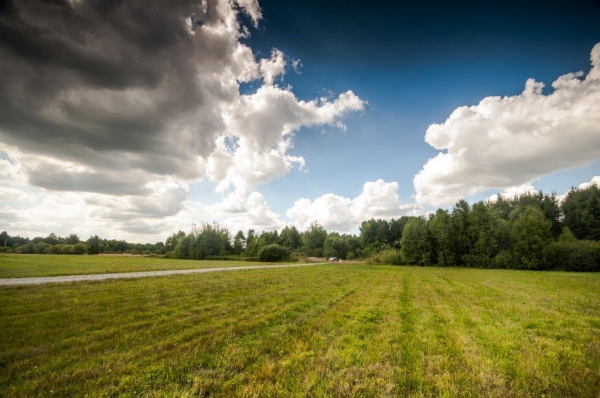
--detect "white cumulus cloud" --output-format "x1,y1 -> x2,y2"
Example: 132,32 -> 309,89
287,180 -> 419,232
414,43 -> 600,208
0,0 -> 364,239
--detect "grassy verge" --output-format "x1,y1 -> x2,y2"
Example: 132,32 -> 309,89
0,254 -> 305,278
1,265 -> 599,397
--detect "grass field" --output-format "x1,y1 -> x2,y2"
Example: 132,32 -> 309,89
0,254 -> 304,278
1,263 -> 599,397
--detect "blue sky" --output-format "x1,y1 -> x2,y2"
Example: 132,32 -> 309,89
0,0 -> 599,241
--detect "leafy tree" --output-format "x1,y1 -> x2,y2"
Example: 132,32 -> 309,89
174,234 -> 193,259
303,222 -> 327,257
165,231 -> 186,252
360,219 -> 380,248
558,227 -> 577,243
429,209 -> 455,266
465,202 -> 501,268
66,234 -> 80,245
258,230 -> 279,247
400,217 -> 433,265
86,235 -> 100,255
451,200 -> 471,265
233,230 -> 245,255
344,235 -> 363,259
43,233 -> 59,245
190,223 -> 232,260
323,234 -> 350,259
511,206 -> 552,269
390,217 -> 412,248
279,226 -> 302,249
562,183 -> 600,240
173,223 -> 232,260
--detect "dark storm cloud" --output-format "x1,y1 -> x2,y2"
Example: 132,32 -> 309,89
0,0 -> 251,190
27,163 -> 151,195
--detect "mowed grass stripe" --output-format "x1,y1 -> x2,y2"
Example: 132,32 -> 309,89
1,265 -> 599,397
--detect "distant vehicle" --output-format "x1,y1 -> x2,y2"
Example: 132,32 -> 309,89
328,257 -> 338,262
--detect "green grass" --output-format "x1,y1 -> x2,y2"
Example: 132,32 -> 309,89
1,264 -> 599,397
0,254 -> 301,278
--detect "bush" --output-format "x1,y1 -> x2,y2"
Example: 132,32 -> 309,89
72,242 -> 87,255
492,250 -> 513,269
17,242 -> 35,254
257,244 -> 289,262
34,242 -> 51,254
546,240 -> 600,272
368,249 -> 403,265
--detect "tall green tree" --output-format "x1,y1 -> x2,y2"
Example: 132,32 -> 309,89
165,231 -> 186,252
400,217 -> 433,265
233,230 -> 245,255
465,202 -> 500,268
429,209 -> 455,266
511,206 -> 552,269
86,235 -> 100,255
279,226 -> 302,249
451,200 -> 472,265
303,222 -> 327,257
323,234 -> 350,259
562,183 -> 600,240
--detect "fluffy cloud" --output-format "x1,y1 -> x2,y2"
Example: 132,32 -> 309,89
0,0 -> 364,238
578,176 -> 600,190
208,190 -> 284,232
486,182 -> 537,203
208,87 -> 363,192
414,43 -> 600,208
287,180 -> 419,232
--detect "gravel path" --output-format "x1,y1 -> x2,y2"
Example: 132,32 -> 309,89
0,263 -> 323,286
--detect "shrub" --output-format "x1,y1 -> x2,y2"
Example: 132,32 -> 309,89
492,250 -> 513,269
546,240 -> 600,272
34,242 -> 51,254
17,242 -> 35,254
257,244 -> 289,262
72,242 -> 87,255
368,249 -> 403,265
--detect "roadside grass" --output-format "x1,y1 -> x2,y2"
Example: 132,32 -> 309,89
1,264 -> 599,397
0,254 -> 304,278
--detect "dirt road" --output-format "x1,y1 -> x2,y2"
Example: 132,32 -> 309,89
0,263 -> 322,286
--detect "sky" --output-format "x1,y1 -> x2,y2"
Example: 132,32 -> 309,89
0,0 -> 599,242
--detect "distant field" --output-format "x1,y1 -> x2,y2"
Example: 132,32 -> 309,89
0,254 -> 303,278
1,265 -> 599,397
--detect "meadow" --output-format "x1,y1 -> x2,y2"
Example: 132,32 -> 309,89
1,262 -> 599,397
0,254 -> 300,278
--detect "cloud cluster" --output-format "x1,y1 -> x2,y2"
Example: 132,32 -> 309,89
287,180 -> 419,232
486,182 -> 537,203
578,176 -> 600,190
0,0 -> 364,238
414,43 -> 600,208
0,0 -> 363,193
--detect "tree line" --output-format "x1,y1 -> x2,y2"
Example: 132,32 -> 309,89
392,184 -> 600,271
0,231 -> 165,256
1,183 -> 599,270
